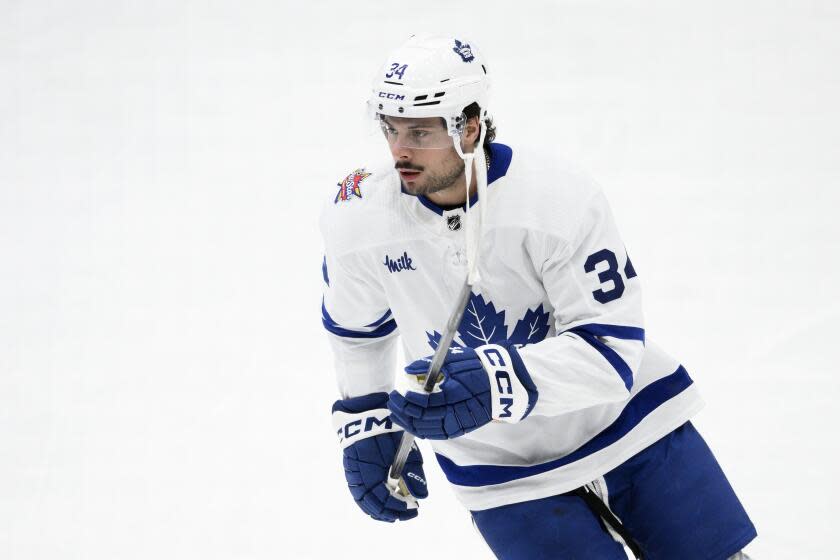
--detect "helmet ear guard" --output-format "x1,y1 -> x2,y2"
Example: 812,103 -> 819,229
448,113 -> 467,137
453,112 -> 487,158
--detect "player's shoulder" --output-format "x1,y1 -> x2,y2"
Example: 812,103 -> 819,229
319,159 -> 401,254
504,143 -> 603,202
325,157 -> 396,207
492,143 -> 606,235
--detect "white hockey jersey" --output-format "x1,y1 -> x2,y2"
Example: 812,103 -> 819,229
320,143 -> 704,511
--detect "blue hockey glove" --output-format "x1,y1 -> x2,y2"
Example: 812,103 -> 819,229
332,392 -> 428,522
388,344 -> 538,440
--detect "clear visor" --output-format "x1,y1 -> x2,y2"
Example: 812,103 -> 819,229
369,111 -> 466,150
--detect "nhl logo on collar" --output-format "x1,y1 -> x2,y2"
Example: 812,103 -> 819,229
452,39 -> 475,63
335,168 -> 371,204
447,215 -> 462,231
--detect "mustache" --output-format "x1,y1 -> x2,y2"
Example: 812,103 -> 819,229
395,162 -> 424,171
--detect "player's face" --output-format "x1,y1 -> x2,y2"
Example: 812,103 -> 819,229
382,116 -> 466,197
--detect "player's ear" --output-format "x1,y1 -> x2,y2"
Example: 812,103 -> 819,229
463,116 -> 481,150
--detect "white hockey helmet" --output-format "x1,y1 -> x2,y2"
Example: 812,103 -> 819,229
368,34 -> 490,148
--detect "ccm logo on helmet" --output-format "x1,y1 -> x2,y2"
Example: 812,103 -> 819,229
337,415 -> 393,442
378,91 -> 405,101
479,347 -> 515,418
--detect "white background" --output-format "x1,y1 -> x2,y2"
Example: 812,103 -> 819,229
2,1 -> 838,558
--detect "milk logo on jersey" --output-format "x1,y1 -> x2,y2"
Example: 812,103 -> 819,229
427,292 -> 551,350
452,39 -> 475,63
384,251 -> 417,273
334,168 -> 371,204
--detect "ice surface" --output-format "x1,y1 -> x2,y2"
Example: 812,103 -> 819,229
1,1 -> 838,558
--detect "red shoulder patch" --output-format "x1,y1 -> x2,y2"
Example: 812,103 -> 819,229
335,168 -> 371,204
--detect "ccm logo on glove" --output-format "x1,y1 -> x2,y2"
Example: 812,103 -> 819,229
476,345 -> 531,422
406,471 -> 427,486
332,409 -> 400,449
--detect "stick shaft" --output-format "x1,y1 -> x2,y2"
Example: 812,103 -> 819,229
388,280 -> 472,481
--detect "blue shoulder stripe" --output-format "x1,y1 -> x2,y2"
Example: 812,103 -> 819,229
435,365 -> 693,488
322,301 -> 397,339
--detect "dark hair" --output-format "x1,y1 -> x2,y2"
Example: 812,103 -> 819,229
463,102 -> 496,147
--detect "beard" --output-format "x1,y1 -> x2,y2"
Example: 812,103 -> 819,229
397,154 -> 465,196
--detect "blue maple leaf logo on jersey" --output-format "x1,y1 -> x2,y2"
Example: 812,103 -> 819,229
426,292 -> 551,350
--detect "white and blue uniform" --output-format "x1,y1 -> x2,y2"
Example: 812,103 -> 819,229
321,143 -> 705,512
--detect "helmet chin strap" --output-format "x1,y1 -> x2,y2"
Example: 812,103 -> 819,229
453,120 -> 489,287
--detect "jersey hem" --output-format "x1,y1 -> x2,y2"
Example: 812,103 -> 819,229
454,385 -> 705,511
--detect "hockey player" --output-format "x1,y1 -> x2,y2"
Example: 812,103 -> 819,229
322,34 -> 756,559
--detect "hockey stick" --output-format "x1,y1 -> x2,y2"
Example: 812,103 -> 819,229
387,279 -> 473,491
387,124 -> 489,496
